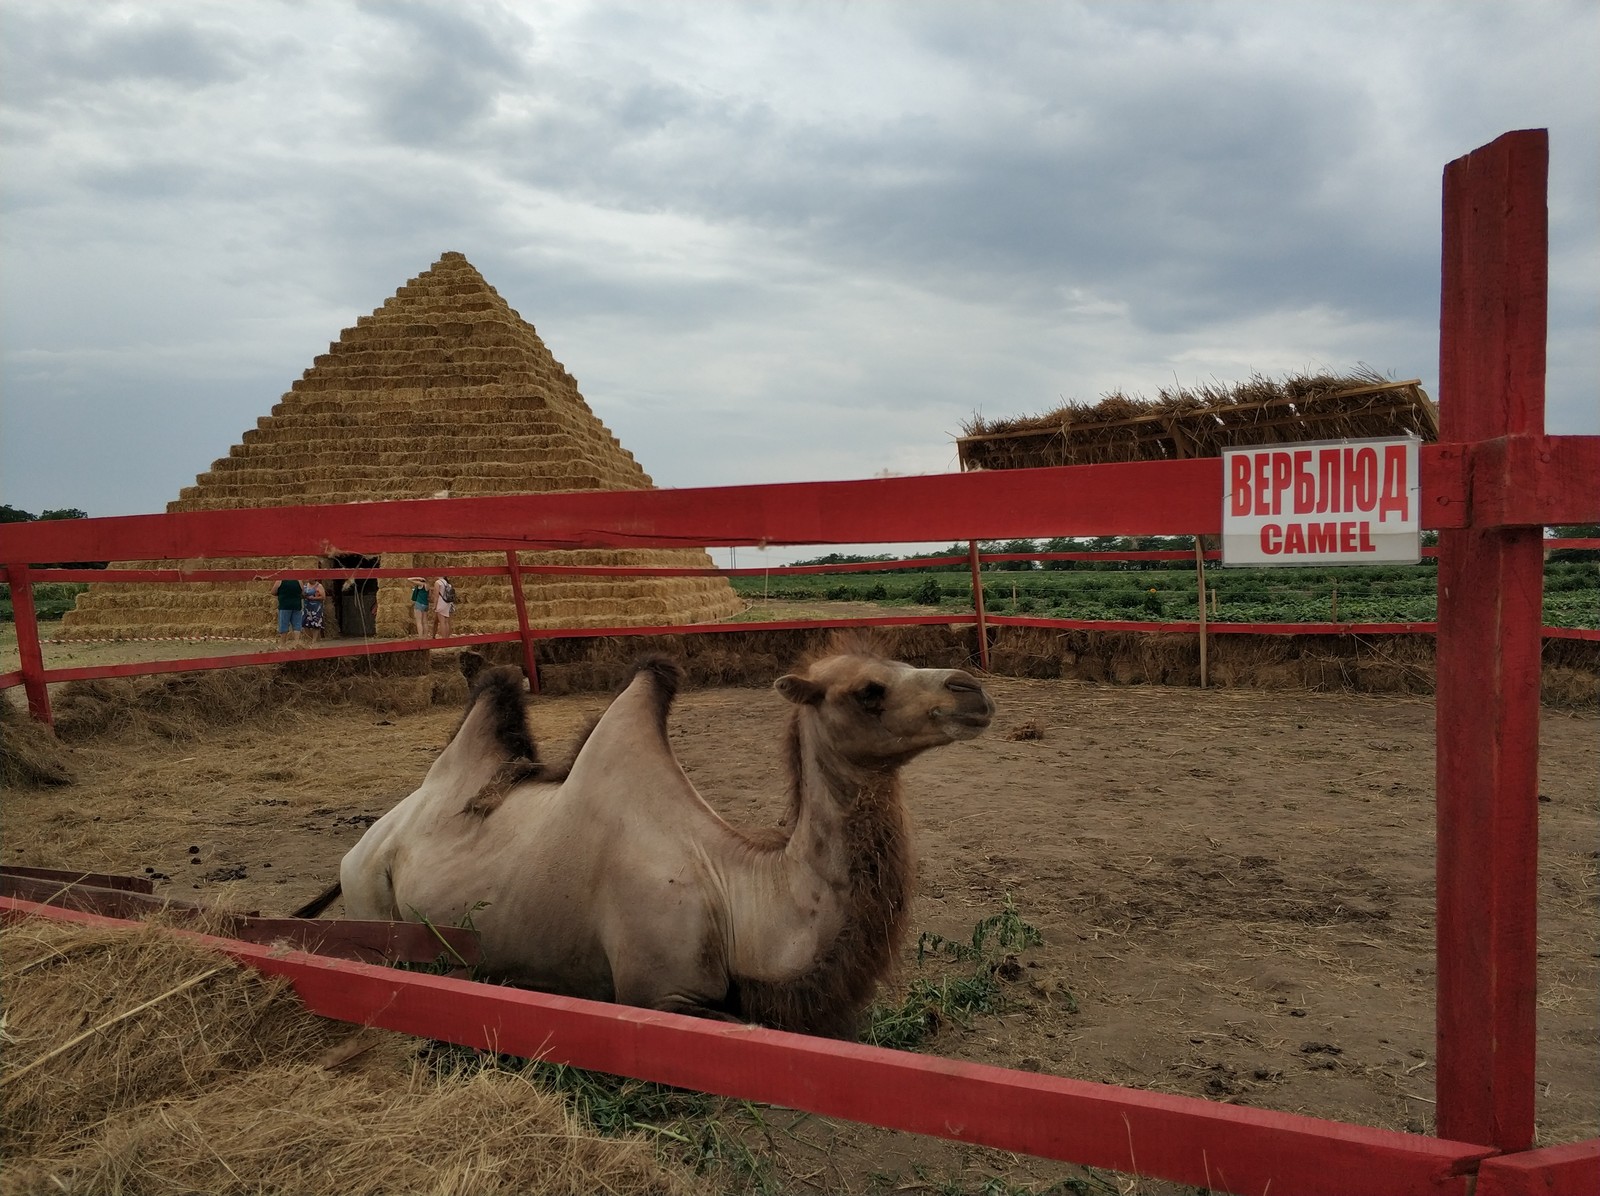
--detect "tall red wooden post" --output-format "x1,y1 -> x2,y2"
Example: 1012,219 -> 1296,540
968,541 -> 990,671
1434,129 -> 1547,1151
504,550 -> 541,694
6,564 -> 53,724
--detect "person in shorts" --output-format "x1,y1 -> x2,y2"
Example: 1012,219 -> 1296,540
407,577 -> 431,637
271,577 -> 304,647
432,576 -> 455,638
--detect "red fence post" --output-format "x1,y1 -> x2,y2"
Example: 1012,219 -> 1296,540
504,551 -> 540,694
1434,129 -> 1547,1151
5,564 -> 52,724
968,541 -> 990,671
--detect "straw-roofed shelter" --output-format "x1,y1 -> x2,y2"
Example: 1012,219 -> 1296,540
58,253 -> 742,642
956,369 -> 1438,471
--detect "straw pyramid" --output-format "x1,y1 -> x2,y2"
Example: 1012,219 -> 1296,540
57,253 -> 743,641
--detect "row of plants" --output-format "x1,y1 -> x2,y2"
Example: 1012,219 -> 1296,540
4,565 -> 1595,628
730,561 -> 1599,628
796,527 -> 1598,571
0,582 -> 89,623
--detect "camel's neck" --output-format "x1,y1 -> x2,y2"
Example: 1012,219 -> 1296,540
730,715 -> 913,1037
783,717 -> 903,877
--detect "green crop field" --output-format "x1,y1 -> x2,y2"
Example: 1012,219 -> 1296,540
0,582 -> 90,624
729,559 -> 1600,629
4,561 -> 1596,630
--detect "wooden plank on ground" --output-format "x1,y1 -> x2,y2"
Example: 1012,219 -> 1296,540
0,881 -> 476,965
1,865 -> 156,894
0,874 -> 230,917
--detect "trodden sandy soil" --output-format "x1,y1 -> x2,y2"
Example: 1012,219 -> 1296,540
3,662 -> 1595,1193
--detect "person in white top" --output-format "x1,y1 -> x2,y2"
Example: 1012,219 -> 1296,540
432,576 -> 455,638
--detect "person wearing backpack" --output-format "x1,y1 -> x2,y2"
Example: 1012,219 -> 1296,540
432,575 -> 456,637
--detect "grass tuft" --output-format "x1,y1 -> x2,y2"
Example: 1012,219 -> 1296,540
864,893 -> 1052,1051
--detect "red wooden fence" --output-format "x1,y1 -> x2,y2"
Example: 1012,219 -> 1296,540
2,130 -> 1597,1194
5,543 -> 1595,719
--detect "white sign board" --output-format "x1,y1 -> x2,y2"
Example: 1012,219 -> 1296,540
1221,438 -> 1421,567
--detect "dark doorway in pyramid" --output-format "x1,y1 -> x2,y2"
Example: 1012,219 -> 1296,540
328,553 -> 381,637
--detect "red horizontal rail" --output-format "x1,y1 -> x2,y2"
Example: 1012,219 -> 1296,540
0,897 -> 1493,1196
18,617 -> 1592,692
0,434 -> 1581,572
1474,435 -> 1600,528
11,541 -> 1594,588
1474,1138 -> 1600,1196
0,448 -> 1486,565
27,631 -> 514,685
982,615 -> 1442,635
11,564 -> 517,585
14,539 -> 1597,584
526,614 -> 973,640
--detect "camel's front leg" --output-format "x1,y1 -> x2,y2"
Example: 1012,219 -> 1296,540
338,832 -> 400,922
610,955 -> 740,1024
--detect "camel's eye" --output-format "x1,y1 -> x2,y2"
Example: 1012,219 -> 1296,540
852,680 -> 887,713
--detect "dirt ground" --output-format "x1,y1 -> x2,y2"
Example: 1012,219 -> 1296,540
4,662 -> 1596,1193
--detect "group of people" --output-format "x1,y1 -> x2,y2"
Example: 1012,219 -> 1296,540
269,577 -> 327,648
407,575 -> 455,639
269,574 -> 455,647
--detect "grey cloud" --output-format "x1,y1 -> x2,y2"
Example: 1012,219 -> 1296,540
75,158 -> 216,202
352,0 -> 528,148
0,7 -> 248,94
427,27 -> 1436,347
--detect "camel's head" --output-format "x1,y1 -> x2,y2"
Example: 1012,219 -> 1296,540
775,649 -> 994,767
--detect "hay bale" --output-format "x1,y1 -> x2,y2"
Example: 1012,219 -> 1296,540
335,675 -> 435,716
51,671 -> 280,744
1,919 -> 344,1157
0,915 -> 707,1196
959,368 -> 1438,470
1542,666 -> 1599,710
0,697 -> 73,787
989,628 -> 1067,679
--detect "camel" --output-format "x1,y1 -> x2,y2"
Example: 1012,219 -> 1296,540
299,637 -> 994,1037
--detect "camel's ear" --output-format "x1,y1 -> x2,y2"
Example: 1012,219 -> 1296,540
775,674 -> 824,706
459,650 -> 488,686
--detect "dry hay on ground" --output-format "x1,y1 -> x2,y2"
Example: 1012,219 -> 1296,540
0,697 -> 72,786
0,916 -> 707,1196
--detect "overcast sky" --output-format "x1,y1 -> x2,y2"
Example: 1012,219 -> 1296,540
2,1 -> 1595,563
